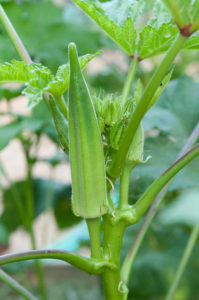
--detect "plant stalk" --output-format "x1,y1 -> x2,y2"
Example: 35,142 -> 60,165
0,269 -> 37,300
108,33 -> 187,179
190,20 -> 199,33
121,122 -> 199,284
86,218 -> 102,259
133,144 -> 199,222
30,229 -> 47,300
118,163 -> 136,210
0,4 -> 32,64
56,95 -> 68,120
101,215 -> 128,300
0,250 -> 107,274
165,223 -> 199,300
161,0 -> 185,28
121,58 -> 138,105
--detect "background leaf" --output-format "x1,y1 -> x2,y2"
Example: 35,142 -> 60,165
129,75 -> 199,203
0,179 -> 80,234
159,187 -> 199,226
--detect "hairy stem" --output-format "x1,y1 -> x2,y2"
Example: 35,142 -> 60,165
86,218 -> 102,259
165,223 -> 199,300
0,5 -> 32,64
121,59 -> 138,105
0,269 -> 37,300
133,144 -> 199,222
108,33 -> 187,179
121,122 -> 199,284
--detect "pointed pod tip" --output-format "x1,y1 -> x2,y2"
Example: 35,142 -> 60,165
68,42 -> 80,73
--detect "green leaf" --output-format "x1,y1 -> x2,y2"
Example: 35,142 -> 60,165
0,86 -> 23,100
0,179 -> 80,233
129,76 -> 199,200
0,60 -> 51,84
0,101 -> 55,150
0,222 -> 9,246
73,0 -> 137,55
159,187 -> 199,226
98,0 -> 144,26
0,51 -> 99,107
48,51 -> 102,97
0,1 -> 105,71
144,75 -> 199,139
0,60 -> 53,107
137,23 -> 178,59
184,31 -> 199,49
0,119 -> 43,150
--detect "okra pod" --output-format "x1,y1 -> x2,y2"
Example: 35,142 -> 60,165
68,42 -> 108,219
48,94 -> 69,154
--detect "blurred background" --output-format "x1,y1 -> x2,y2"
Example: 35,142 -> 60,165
0,0 -> 199,299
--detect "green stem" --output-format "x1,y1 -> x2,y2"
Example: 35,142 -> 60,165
0,4 -> 32,64
108,33 -> 187,179
101,216 -> 128,300
56,95 -> 68,120
0,250 -> 107,274
0,269 -> 37,300
165,223 -> 199,300
23,144 -> 47,300
161,0 -> 185,28
118,163 -> 135,210
121,122 -> 199,284
121,59 -> 138,105
190,20 -> 199,34
86,218 -> 102,259
30,229 -> 47,300
24,150 -> 34,229
133,144 -> 199,222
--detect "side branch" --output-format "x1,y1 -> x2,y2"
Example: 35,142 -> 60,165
0,250 -> 114,274
133,143 -> 199,222
121,122 -> 199,284
107,33 -> 187,179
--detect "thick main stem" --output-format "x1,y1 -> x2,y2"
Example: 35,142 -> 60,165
86,218 -> 102,259
101,216 -> 127,300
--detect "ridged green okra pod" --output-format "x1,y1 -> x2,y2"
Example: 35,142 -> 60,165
47,94 -> 69,154
68,42 -> 108,219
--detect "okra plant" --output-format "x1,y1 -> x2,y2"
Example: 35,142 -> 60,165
0,1 -> 199,300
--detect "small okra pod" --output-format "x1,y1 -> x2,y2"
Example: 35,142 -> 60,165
48,94 -> 69,153
68,42 -> 108,219
127,124 -> 144,165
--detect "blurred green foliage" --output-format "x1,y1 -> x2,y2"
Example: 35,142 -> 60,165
0,0 -> 199,299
